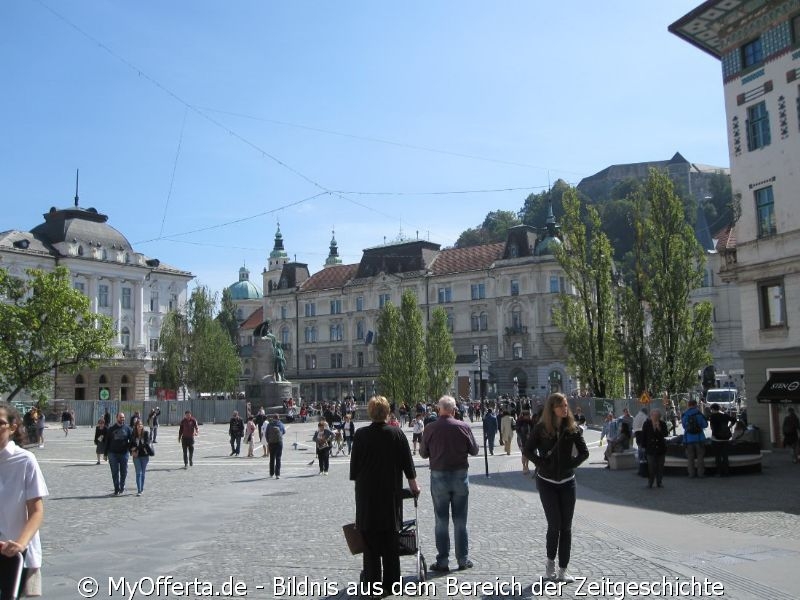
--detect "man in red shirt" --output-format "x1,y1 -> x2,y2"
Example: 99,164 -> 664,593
178,410 -> 199,469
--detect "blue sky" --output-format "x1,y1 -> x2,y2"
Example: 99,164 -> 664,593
1,1 -> 726,297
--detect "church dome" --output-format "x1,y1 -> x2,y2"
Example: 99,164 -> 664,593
534,235 -> 562,256
30,206 -> 134,254
227,266 -> 262,300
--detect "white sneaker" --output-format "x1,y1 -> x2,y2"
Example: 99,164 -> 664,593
556,567 -> 575,583
545,559 -> 556,580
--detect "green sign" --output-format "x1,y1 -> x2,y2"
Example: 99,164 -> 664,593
99,387 -> 110,401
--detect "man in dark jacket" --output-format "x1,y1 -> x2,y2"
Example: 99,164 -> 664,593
104,412 -> 133,495
681,399 -> 709,478
228,411 -> 244,456
482,408 -> 498,455
708,403 -> 735,476
264,415 -> 285,479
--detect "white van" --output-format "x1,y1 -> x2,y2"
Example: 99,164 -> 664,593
705,388 -> 739,415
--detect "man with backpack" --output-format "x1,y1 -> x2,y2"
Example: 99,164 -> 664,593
681,399 -> 709,478
264,414 -> 286,479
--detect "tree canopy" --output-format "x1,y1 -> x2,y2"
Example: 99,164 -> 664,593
0,266 -> 115,402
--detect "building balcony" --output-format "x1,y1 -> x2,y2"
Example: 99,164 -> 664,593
504,325 -> 528,336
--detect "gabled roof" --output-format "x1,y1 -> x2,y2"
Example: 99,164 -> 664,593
429,243 -> 505,276
239,307 -> 264,330
300,263 -> 359,292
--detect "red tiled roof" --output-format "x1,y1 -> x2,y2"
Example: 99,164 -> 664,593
713,225 -> 736,251
430,243 -> 505,276
239,307 -> 263,330
300,264 -> 359,292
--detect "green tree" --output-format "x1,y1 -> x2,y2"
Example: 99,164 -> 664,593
376,301 -> 402,402
216,288 -> 240,348
519,179 -> 573,228
552,189 -> 622,398
454,210 -> 521,248
156,286 -> 240,396
641,169 -> 713,394
397,290 -> 428,406
426,307 -> 455,401
0,266 -> 115,402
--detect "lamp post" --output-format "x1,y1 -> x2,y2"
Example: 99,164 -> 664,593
512,376 -> 518,398
349,379 -> 354,400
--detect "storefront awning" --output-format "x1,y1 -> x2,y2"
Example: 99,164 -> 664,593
756,371 -> 800,404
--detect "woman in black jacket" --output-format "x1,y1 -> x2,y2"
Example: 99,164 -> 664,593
350,396 -> 419,597
129,421 -> 153,496
523,393 -> 589,584
641,408 -> 668,488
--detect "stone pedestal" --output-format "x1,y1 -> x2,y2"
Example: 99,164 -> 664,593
262,378 -> 292,410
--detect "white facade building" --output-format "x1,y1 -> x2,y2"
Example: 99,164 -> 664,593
0,201 -> 193,403
672,0 -> 800,446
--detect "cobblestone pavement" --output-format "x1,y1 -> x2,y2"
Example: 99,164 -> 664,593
31,419 -> 800,599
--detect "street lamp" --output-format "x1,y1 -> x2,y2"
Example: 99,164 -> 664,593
512,376 -> 518,397
349,379 -> 354,400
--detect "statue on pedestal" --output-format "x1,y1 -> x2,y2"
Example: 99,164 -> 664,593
262,329 -> 287,383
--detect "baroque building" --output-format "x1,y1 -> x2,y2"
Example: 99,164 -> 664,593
246,209 -> 572,405
0,199 -> 193,403
672,0 -> 800,446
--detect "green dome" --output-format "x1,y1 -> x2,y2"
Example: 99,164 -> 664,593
534,235 -> 562,256
227,266 -> 262,300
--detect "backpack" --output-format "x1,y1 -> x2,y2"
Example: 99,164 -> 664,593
266,422 -> 283,444
685,413 -> 702,435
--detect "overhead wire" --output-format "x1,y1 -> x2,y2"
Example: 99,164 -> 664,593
158,106 -> 188,239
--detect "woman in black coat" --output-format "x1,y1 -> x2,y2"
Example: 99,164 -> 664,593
350,396 -> 419,596
523,393 -> 589,583
641,408 -> 668,488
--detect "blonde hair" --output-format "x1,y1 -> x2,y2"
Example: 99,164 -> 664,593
367,396 -> 390,422
540,393 -> 577,437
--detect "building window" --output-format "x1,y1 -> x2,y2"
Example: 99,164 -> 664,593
329,323 -> 343,341
74,281 -> 85,294
150,290 -> 159,312
169,294 -> 178,311
446,310 -> 454,333
747,101 -> 771,150
549,274 -> 565,293
479,311 -> 488,331
305,302 -> 316,317
741,37 -> 763,68
304,326 -> 317,343
356,296 -> 364,312
759,279 -> 786,328
280,327 -> 290,346
357,351 -> 364,367
330,299 -> 342,314
121,327 -> 131,350
755,186 -> 777,238
793,15 -> 800,44
438,287 -> 452,303
330,353 -> 343,369
511,310 -> 522,330
471,313 -> 480,332
510,279 -> 519,296
379,293 -> 391,308
281,305 -> 288,319
98,284 -> 109,308
149,338 -> 159,352
470,283 -> 486,300
512,342 -> 523,359
120,287 -> 131,309
236,308 -> 244,320
305,354 -> 317,369
356,320 -> 365,340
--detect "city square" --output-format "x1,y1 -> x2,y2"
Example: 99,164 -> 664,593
32,418 -> 800,599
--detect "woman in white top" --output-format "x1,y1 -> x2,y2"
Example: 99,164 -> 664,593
411,414 -> 424,455
0,401 -> 49,598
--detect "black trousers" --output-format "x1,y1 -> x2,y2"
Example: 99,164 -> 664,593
268,442 -> 283,476
362,529 -> 400,598
181,438 -> 194,466
536,476 -> 576,569
712,440 -> 730,475
317,447 -> 330,472
646,453 -> 665,486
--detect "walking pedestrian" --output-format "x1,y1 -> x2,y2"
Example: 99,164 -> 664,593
523,393 -> 589,583
500,409 -> 516,455
130,420 -> 153,496
341,413 -> 355,455
104,412 -> 133,496
482,408 -> 498,456
681,399 -> 708,478
34,408 -> 46,448
93,418 -> 107,464
313,420 -> 333,475
229,411 -> 244,457
147,407 -> 161,443
781,407 -> 799,463
708,403 -> 736,476
265,414 -> 285,478
245,416 -> 256,457
61,408 -> 71,437
419,396 -> 479,572
178,410 -> 199,468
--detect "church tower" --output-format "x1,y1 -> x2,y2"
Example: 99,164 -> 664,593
324,229 -> 343,268
263,223 -> 289,295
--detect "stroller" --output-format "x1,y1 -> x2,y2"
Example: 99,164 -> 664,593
356,489 -> 427,584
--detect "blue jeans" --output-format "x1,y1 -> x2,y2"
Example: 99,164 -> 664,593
133,455 -> 150,493
430,469 -> 470,567
108,451 -> 129,493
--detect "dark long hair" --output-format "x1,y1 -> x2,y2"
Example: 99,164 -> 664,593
0,401 -> 28,446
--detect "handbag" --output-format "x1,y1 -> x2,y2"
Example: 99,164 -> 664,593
146,442 -> 155,457
342,523 -> 366,555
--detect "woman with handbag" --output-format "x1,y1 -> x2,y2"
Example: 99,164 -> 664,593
523,393 -> 589,583
129,421 -> 153,497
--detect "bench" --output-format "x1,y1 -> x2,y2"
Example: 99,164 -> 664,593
609,449 -> 637,470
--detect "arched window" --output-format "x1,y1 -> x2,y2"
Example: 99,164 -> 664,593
471,313 -> 479,331
479,311 -> 488,331
120,374 -> 130,401
513,343 -> 523,359
330,323 -> 343,341
121,326 -> 131,350
305,327 -> 317,343
356,320 -> 365,340
280,327 -> 290,346
121,375 -> 129,384
74,373 -> 86,401
99,374 -> 108,384
549,370 -> 563,393
75,374 -> 85,385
